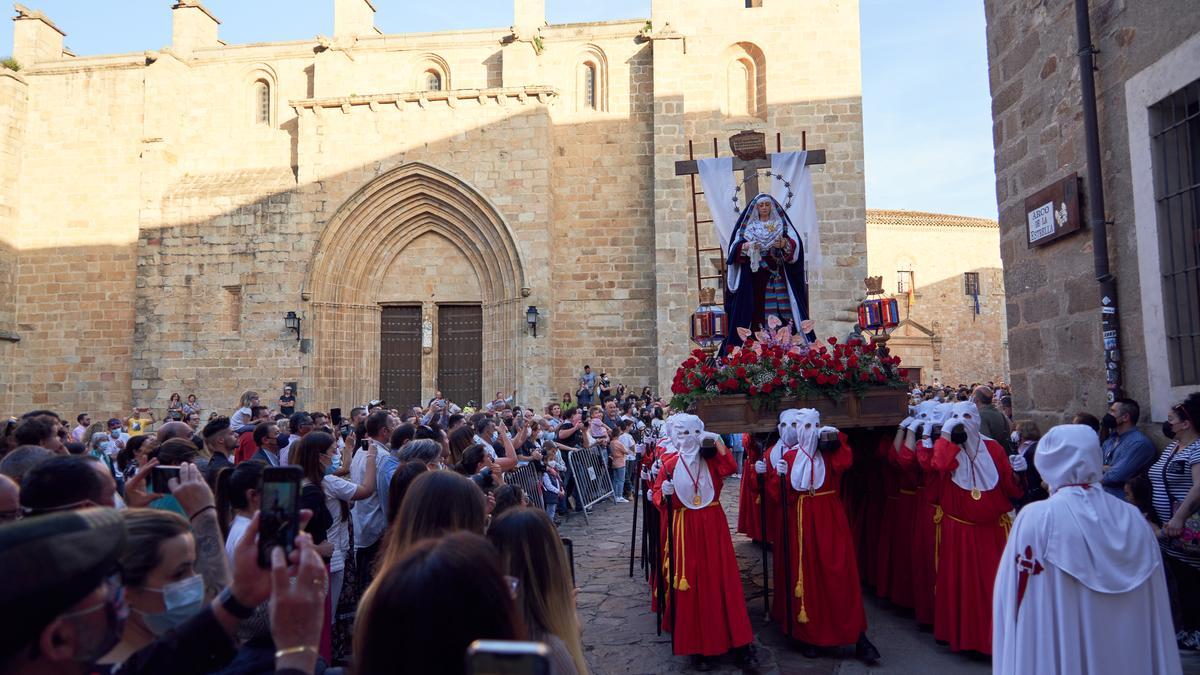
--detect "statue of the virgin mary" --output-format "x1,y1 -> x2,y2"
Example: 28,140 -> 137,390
722,193 -> 817,352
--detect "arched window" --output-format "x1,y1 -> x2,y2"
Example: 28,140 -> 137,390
254,80 -> 271,125
722,42 -> 766,120
574,46 -> 608,113
424,70 -> 442,91
582,63 -> 597,110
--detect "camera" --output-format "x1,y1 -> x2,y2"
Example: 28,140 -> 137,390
339,423 -> 353,438
471,467 -> 497,491
949,425 -> 968,445
817,429 -> 840,453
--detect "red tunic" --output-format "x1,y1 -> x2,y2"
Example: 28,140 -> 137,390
839,434 -> 887,588
876,433 -> 918,608
736,436 -> 773,544
764,434 -> 867,646
930,438 -> 1021,654
651,449 -> 754,657
906,437 -> 939,626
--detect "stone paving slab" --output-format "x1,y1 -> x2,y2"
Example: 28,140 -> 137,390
562,477 -> 1200,674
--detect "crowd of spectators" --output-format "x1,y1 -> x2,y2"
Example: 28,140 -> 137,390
0,371 -> 660,674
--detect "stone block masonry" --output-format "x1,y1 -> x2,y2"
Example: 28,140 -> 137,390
1,1 -> 867,419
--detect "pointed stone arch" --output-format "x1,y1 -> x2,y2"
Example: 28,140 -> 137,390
303,162 -> 527,408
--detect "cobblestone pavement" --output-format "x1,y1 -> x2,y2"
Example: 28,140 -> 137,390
563,477 -> 1200,675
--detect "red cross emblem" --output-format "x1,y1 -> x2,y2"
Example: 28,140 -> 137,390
1015,545 -> 1044,614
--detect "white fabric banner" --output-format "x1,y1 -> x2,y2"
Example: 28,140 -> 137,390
771,151 -> 823,282
695,156 -> 738,256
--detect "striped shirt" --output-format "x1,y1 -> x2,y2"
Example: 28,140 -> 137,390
1150,438 -> 1200,569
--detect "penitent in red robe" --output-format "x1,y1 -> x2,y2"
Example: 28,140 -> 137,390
930,437 -> 1021,654
876,433 -> 919,608
906,435 -> 940,626
764,434 -> 868,646
736,435 -> 773,544
652,449 -> 754,657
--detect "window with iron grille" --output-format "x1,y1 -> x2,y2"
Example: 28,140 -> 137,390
897,270 -> 913,294
1150,77 -> 1200,386
963,272 -> 980,296
253,80 -> 270,126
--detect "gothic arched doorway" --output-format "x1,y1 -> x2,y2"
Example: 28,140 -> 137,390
302,163 -> 527,409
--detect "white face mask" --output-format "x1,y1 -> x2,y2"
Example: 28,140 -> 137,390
135,574 -> 204,636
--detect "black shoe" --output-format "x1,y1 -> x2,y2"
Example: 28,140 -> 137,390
689,655 -> 712,671
734,645 -> 759,669
796,641 -> 819,658
855,634 -> 881,664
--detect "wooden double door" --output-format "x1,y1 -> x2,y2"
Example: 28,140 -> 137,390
379,304 -> 482,409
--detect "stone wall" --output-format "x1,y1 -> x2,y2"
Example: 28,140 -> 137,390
2,1 -> 868,419
0,69 -> 27,413
984,0 -> 1200,427
865,210 -> 1008,387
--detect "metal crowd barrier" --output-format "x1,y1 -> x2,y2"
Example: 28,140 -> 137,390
504,461 -> 545,510
567,448 -> 615,524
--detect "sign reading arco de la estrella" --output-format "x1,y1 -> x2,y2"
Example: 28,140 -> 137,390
1024,173 -> 1082,248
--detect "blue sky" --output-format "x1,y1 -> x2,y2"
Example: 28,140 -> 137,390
0,1 -> 997,219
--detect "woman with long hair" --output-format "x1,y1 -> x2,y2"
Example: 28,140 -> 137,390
213,461 -> 264,562
448,425 -> 477,465
385,460 -> 429,524
292,431 -> 376,616
354,532 -> 523,675
375,470 -> 486,577
167,392 -> 183,417
489,508 -> 587,674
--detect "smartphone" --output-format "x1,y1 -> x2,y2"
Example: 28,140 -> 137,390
258,466 -> 302,568
466,640 -> 550,675
149,466 -> 181,494
560,537 -> 575,585
330,408 -> 343,426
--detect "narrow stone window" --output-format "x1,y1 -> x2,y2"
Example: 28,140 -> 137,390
424,70 -> 442,91
727,59 -> 753,117
745,0 -> 763,7
254,80 -> 271,126
224,286 -> 243,334
583,63 -> 597,110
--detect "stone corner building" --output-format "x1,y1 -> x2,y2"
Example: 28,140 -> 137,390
0,0 -> 867,417
865,209 -> 1009,388
984,0 -> 1200,427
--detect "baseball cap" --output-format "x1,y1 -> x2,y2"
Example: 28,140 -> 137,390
107,418 -> 123,429
0,507 -> 126,660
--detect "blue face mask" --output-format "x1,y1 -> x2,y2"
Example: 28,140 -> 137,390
324,463 -> 337,476
136,574 -> 204,636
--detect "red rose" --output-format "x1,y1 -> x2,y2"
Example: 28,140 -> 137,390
859,372 -> 870,382
682,358 -> 697,369
847,356 -> 859,368
788,377 -> 799,388
735,366 -> 747,378
875,372 -> 886,383
762,382 -> 774,394
748,385 -> 759,395
848,337 -> 862,347
772,376 -> 784,386
899,368 -> 909,379
827,336 -> 837,345
692,348 -> 707,360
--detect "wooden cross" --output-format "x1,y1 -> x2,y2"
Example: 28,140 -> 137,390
673,131 -> 827,293
674,131 -> 827,202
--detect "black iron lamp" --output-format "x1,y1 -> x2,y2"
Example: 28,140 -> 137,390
525,305 -> 540,337
284,311 -> 302,342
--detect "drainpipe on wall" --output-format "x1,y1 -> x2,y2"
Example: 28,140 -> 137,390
1074,0 -> 1123,404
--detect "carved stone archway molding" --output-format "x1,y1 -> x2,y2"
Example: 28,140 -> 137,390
303,162 -> 527,409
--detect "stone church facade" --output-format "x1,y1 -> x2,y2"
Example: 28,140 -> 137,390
0,0 -> 866,417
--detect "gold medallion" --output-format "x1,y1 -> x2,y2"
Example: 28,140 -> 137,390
693,494 -> 702,506
970,487 -> 982,501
